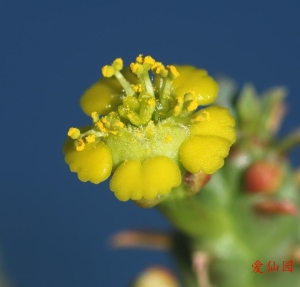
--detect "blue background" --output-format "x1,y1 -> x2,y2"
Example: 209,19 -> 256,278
1,1 -> 300,286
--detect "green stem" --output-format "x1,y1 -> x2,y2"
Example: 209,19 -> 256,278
156,184 -> 257,287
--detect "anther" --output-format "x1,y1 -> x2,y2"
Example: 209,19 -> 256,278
68,127 -> 81,139
75,138 -> 85,151
112,58 -> 123,71
91,112 -> 99,123
102,65 -> 115,78
130,63 -> 144,74
187,101 -> 198,112
184,92 -> 195,101
143,56 -> 155,70
152,62 -> 165,75
136,54 -> 143,63
166,65 -> 180,79
159,69 -> 169,78
85,134 -> 96,143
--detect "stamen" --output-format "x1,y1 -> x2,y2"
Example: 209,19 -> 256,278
95,121 -> 108,133
114,70 -> 136,96
190,110 -> 211,123
85,134 -> 96,143
100,55 -> 185,124
112,58 -> 123,71
102,58 -> 136,97
159,69 -> 169,78
91,112 -> 99,123
102,65 -> 115,78
68,127 -> 81,139
130,61 -> 154,96
187,101 -> 198,112
141,70 -> 154,96
184,92 -> 195,101
143,56 -> 155,70
75,138 -> 85,151
159,77 -> 172,112
131,84 -> 142,93
173,96 -> 184,116
167,65 -> 180,79
130,63 -> 144,74
136,54 -> 144,63
152,62 -> 164,75
203,110 -> 211,121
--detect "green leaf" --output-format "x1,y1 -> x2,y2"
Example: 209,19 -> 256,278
236,84 -> 261,134
259,86 -> 287,136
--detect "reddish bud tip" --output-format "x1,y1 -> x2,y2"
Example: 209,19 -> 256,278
254,200 -> 298,216
244,160 -> 282,194
184,171 -> 211,195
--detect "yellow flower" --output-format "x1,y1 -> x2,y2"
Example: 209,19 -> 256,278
63,55 -> 236,202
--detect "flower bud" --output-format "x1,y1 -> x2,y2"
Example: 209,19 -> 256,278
131,266 -> 180,287
244,160 -> 282,194
254,200 -> 298,216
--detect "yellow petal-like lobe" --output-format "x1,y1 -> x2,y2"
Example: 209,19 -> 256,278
191,106 -> 236,144
110,156 -> 181,201
142,156 -> 182,199
172,65 -> 218,105
63,134 -> 112,184
80,67 -> 138,116
180,136 -> 231,174
109,160 -> 144,201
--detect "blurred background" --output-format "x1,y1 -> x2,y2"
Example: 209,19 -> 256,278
1,0 -> 300,286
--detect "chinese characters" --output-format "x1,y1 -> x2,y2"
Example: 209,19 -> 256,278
252,260 -> 293,273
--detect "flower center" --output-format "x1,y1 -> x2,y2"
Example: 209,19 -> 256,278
69,55 -> 203,152
105,120 -> 190,170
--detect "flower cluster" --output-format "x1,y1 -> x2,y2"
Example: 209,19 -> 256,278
63,55 -> 236,201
